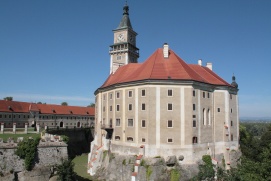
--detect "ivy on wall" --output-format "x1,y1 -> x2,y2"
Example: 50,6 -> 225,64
15,137 -> 40,171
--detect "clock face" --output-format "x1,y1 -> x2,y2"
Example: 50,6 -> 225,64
117,33 -> 124,42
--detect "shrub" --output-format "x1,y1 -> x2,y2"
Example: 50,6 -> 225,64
56,159 -> 75,181
170,169 -> 180,181
61,135 -> 69,143
15,137 -> 40,171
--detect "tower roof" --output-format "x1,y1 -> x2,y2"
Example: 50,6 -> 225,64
116,4 -> 133,30
100,47 -> 232,89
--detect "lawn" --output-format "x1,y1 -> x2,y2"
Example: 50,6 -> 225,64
0,133 -> 40,142
72,154 -> 93,180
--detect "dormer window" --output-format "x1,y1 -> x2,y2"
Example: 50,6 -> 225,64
70,111 -> 73,114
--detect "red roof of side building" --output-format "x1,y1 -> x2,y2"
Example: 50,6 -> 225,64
101,48 -> 232,88
0,100 -> 95,116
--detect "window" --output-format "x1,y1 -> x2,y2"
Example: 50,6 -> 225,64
103,106 -> 105,112
141,89 -> 146,97
115,136 -> 120,140
231,134 -> 233,141
203,109 -> 206,125
208,92 -> 210,98
218,108 -> 220,112
193,120 -> 196,127
142,103 -> 146,111
208,109 -> 211,125
116,118 -> 120,126
127,137 -> 133,142
203,92 -> 205,98
192,137 -> 198,144
167,120 -> 173,128
0,115 -> 2,118
231,120 -> 233,127
142,138 -> 146,142
9,115 -> 11,119
103,95 -> 106,101
193,90 -> 196,97
128,119 -> 133,127
128,104 -> 133,111
116,92 -> 120,98
167,138 -> 173,143
18,115 -> 20,118
168,103 -> 173,111
116,104 -> 120,111
193,115 -> 196,118
193,104 -> 196,111
231,108 -> 232,113
110,93 -> 112,99
142,120 -> 146,128
117,55 -> 122,60
230,94 -> 232,99
128,90 -> 133,98
168,89 -> 173,96
110,106 -> 112,111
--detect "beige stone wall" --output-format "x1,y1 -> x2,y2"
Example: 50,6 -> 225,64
94,82 -> 239,163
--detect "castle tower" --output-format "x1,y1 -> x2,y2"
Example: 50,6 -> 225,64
109,4 -> 139,74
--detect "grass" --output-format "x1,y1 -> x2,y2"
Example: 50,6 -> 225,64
0,133 -> 40,142
72,154 -> 92,180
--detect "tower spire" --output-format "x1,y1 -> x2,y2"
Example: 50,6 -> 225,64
116,3 -> 132,30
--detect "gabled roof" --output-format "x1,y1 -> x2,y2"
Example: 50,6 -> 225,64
0,100 -> 95,116
100,48 -> 232,88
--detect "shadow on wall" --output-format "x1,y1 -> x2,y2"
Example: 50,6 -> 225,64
47,128 -> 94,159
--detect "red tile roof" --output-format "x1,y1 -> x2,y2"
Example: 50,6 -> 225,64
101,48 -> 232,88
0,100 -> 94,116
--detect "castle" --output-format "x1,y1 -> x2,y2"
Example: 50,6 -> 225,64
88,4 -> 239,175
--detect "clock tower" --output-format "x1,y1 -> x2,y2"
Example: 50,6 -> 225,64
109,4 -> 139,74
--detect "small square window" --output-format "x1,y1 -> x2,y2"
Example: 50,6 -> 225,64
116,92 -> 120,98
128,91 -> 133,98
128,119 -> 133,127
142,103 -> 146,111
128,104 -> 133,111
168,89 -> 173,96
142,138 -> 146,142
116,105 -> 120,111
168,103 -> 173,111
142,120 -> 146,128
193,115 -> 196,118
218,108 -> 220,112
127,137 -> 133,142
167,120 -> 173,128
115,136 -> 120,140
141,89 -> 146,97
167,138 -> 173,143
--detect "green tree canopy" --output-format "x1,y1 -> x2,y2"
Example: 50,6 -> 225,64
61,102 -> 68,106
3,97 -> 13,101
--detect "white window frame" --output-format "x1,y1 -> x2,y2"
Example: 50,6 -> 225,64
167,138 -> 173,143
115,135 -> 121,141
167,103 -> 173,111
116,104 -> 120,111
128,104 -> 133,111
128,90 -> 133,98
116,118 -> 121,127
167,120 -> 173,128
168,89 -> 173,97
141,89 -> 146,97
141,103 -> 146,111
128,119 -> 134,127
116,92 -> 120,99
141,120 -> 146,128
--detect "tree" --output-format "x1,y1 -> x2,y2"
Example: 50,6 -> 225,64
56,159 -> 75,181
3,97 -> 13,101
87,103 -> 95,107
37,102 -> 42,104
61,102 -> 68,106
193,155 -> 215,180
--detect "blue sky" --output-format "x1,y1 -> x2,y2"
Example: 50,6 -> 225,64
0,0 -> 270,118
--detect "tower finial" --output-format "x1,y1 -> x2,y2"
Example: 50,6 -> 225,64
123,3 -> 129,15
231,73 -> 238,88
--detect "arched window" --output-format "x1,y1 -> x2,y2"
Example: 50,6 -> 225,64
127,137 -> 133,142
60,121 -> 64,128
208,109 -> 211,125
77,122 -> 81,128
203,109 -> 206,125
115,136 -> 120,141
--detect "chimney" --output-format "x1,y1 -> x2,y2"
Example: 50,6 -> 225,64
206,62 -> 212,70
198,59 -> 202,66
163,43 -> 169,58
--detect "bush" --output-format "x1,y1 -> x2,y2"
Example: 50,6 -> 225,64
170,169 -> 180,181
15,137 -> 40,171
56,159 -> 75,181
